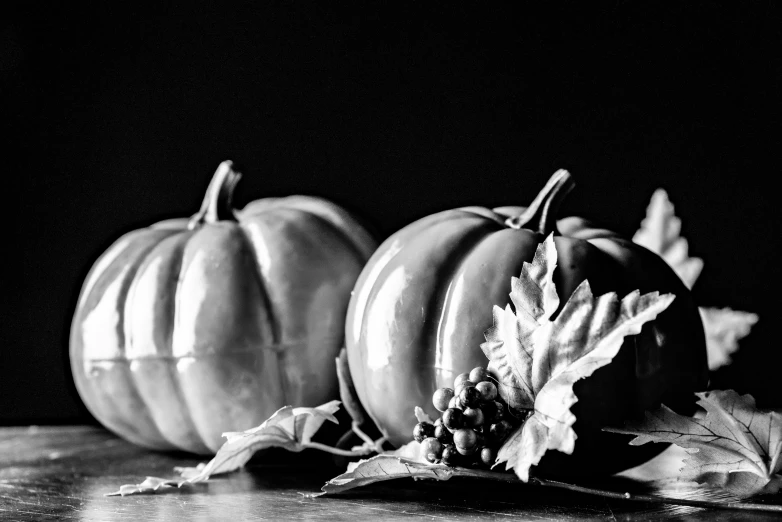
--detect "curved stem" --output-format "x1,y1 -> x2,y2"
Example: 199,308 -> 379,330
302,441 -> 374,457
505,169 -> 575,235
188,161 -> 242,229
529,477 -> 782,513
447,469 -> 781,513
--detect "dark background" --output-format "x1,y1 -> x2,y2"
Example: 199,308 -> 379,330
4,3 -> 781,425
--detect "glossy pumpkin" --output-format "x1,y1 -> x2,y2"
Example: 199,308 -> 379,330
70,161 -> 376,454
346,170 -> 708,477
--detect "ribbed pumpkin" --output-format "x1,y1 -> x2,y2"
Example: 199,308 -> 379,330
70,161 -> 376,454
345,170 -> 708,476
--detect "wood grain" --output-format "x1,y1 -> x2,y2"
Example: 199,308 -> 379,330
0,426 -> 779,521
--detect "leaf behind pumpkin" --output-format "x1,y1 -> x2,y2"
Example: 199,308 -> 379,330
632,188 -> 703,289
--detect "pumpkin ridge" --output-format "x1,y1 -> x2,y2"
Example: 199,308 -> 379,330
99,335 -> 347,362
431,223 -> 509,380
73,229 -> 180,449
233,221 -> 290,408
347,210 -> 473,366
234,223 -> 282,344
251,196 -> 377,261
125,230 -> 212,453
357,217 -> 503,437
281,205 -> 370,266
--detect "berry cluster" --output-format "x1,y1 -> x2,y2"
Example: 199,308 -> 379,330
413,366 -> 521,468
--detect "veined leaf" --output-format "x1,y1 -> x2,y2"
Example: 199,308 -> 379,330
106,401 -> 341,496
314,455 -> 517,496
632,188 -> 703,289
606,390 -> 782,498
481,234 -> 675,481
632,188 -> 759,371
700,307 -> 759,370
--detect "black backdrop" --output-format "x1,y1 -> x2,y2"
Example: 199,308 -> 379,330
5,3 -> 781,424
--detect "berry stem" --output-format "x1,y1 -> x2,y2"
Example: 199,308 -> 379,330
302,442 -> 375,457
352,421 -> 387,453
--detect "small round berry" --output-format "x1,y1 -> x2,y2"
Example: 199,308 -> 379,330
453,372 -> 472,389
476,381 -> 497,402
462,407 -> 485,428
453,429 -> 478,455
480,401 -> 496,421
442,408 -> 464,430
434,424 -> 452,444
480,447 -> 496,466
447,396 -> 462,410
434,417 -> 444,427
488,420 -> 513,441
432,388 -> 454,412
469,366 -> 488,383
491,400 -> 506,422
421,437 -> 443,463
413,422 -> 435,442
453,380 -> 475,397
441,444 -> 459,466
459,386 -> 481,408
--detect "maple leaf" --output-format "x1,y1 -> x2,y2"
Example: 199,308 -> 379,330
632,188 -> 703,289
106,401 -> 340,496
606,390 -> 782,498
632,188 -> 758,371
700,307 -> 759,370
481,234 -> 676,482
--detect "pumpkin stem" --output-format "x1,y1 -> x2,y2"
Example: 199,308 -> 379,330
188,161 -> 242,228
505,169 -> 575,235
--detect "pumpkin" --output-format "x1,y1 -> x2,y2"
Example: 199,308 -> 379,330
345,170 -> 708,477
70,161 -> 376,454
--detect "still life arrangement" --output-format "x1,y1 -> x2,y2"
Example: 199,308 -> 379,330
69,162 -> 778,513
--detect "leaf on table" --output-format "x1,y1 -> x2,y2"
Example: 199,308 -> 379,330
106,476 -> 180,497
700,307 -> 759,370
341,441 -> 425,474
315,455 -> 456,496
606,390 -> 782,498
632,188 -> 703,289
107,401 -> 341,496
182,400 -> 341,482
174,462 -> 207,481
481,234 -> 676,481
389,440 -> 425,461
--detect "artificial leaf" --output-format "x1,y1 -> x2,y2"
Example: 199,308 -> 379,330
107,401 -> 340,496
187,400 -> 340,482
317,456 -> 454,496
481,234 -> 676,481
700,307 -> 759,370
606,390 -> 782,498
107,476 -> 179,497
414,406 -> 434,424
632,189 -> 758,371
632,188 -> 703,289
390,440 -> 425,462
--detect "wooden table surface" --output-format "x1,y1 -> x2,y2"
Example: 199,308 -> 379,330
1,425 -> 780,521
